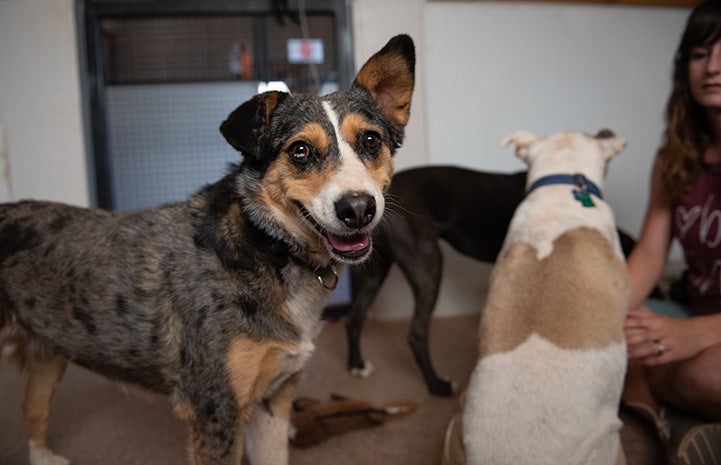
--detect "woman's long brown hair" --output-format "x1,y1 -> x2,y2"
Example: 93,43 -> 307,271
658,1 -> 721,203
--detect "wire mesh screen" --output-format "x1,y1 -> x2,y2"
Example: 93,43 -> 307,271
102,15 -> 337,92
105,81 -> 253,211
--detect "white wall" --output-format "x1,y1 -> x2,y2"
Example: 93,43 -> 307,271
0,0 -> 88,206
0,124 -> 11,202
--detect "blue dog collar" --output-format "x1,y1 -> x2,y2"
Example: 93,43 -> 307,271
526,173 -> 602,207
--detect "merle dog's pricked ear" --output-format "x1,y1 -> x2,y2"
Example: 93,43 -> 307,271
353,34 -> 416,127
220,91 -> 289,158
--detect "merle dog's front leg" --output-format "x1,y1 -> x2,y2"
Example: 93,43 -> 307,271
244,373 -> 300,465
184,389 -> 246,465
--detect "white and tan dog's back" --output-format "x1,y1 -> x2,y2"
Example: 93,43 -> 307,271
443,130 -> 630,465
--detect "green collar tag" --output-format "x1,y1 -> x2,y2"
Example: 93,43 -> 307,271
573,189 -> 595,207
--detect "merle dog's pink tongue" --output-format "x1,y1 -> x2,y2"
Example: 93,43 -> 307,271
327,232 -> 370,252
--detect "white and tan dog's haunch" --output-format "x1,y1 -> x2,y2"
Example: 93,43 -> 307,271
442,130 -> 630,465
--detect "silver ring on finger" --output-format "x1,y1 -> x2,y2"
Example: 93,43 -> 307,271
654,340 -> 667,357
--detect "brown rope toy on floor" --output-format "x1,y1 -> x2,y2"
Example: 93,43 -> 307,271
290,394 -> 418,448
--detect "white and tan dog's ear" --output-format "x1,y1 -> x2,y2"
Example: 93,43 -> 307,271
499,130 -> 539,162
594,129 -> 627,160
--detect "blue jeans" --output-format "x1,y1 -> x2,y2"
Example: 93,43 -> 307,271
645,298 -> 694,319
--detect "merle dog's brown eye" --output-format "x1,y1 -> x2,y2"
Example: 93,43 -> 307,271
358,131 -> 382,159
363,132 -> 381,150
288,141 -> 311,162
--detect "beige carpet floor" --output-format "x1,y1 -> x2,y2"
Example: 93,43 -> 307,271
0,314 -> 664,465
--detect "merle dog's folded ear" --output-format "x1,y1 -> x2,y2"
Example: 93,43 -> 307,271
353,34 -> 416,128
220,91 -> 289,157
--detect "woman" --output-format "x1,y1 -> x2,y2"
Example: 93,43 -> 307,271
623,2 -> 721,464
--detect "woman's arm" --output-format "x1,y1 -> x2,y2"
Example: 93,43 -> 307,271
626,160 -> 674,310
623,159 -> 721,365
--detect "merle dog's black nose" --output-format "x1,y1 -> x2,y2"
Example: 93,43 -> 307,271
335,192 -> 376,229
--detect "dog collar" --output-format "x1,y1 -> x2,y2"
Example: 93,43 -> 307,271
245,218 -> 339,291
526,173 -> 602,207
314,264 -> 340,290
268,240 -> 339,291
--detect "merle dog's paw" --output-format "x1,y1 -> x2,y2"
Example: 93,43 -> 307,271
29,440 -> 71,465
349,360 -> 375,378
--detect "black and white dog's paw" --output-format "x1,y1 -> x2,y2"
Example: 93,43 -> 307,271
349,360 -> 375,378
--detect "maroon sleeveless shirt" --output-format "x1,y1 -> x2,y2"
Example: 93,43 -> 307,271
673,163 -> 721,315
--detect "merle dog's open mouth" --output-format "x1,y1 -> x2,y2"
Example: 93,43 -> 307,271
298,204 -> 372,261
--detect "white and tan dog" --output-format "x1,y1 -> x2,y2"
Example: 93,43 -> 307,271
442,130 -> 630,465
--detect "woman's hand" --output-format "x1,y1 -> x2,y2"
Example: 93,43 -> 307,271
624,306 -> 708,366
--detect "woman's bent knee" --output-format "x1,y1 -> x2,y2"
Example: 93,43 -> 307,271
648,344 -> 721,419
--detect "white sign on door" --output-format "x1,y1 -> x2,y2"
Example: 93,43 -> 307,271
287,39 -> 324,64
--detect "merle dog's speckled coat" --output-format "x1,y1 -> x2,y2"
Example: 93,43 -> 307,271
0,35 -> 415,465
